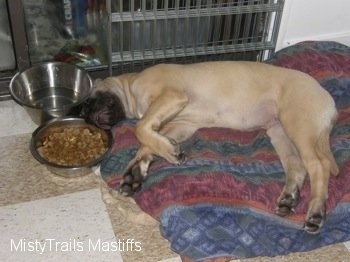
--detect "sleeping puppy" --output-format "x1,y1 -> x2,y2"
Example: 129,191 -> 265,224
83,61 -> 338,234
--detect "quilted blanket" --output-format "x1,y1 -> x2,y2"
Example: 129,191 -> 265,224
100,41 -> 350,261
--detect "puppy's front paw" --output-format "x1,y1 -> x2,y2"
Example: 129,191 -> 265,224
168,138 -> 186,164
119,165 -> 144,196
177,151 -> 186,164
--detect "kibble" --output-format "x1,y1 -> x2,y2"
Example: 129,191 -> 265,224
36,125 -> 108,166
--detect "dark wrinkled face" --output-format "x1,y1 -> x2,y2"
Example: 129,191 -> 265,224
82,91 -> 126,130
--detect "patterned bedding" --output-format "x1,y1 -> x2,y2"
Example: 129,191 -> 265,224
100,41 -> 350,261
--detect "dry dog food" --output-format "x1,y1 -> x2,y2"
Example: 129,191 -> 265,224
36,125 -> 108,166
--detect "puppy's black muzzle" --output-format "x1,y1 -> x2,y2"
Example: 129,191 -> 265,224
81,91 -> 126,130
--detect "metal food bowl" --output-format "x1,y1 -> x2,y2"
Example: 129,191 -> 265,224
30,117 -> 112,178
10,62 -> 93,124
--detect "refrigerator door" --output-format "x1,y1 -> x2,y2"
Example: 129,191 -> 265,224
0,0 -> 16,71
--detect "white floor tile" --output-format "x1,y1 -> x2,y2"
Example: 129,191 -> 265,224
0,100 -> 37,137
0,189 -> 123,262
344,241 -> 350,252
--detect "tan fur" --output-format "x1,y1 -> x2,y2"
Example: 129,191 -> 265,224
93,61 -> 338,233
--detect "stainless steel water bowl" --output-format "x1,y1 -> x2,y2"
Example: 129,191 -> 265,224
30,117 -> 112,178
10,62 -> 93,124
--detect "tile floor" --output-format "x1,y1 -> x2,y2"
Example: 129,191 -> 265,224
1,189 -> 123,262
0,99 -> 349,262
0,100 -> 179,262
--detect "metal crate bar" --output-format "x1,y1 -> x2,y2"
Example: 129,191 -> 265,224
112,42 -> 275,62
111,3 -> 281,22
109,0 -> 284,72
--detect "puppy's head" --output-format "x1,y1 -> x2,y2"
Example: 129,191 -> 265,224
82,79 -> 126,130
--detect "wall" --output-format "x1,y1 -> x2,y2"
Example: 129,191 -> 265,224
276,0 -> 350,51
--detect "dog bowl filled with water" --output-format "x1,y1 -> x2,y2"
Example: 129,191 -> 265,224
9,62 -> 93,124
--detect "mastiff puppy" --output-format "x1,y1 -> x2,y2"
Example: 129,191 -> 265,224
83,61 -> 338,234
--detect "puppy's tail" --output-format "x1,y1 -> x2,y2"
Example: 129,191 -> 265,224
316,129 -> 339,176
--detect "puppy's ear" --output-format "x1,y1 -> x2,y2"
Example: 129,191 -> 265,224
92,79 -> 108,95
94,78 -> 103,86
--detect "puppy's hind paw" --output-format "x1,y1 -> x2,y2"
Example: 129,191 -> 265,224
275,205 -> 295,217
304,213 -> 325,234
275,189 -> 300,217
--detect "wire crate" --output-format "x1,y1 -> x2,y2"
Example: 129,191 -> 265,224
108,0 -> 284,73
